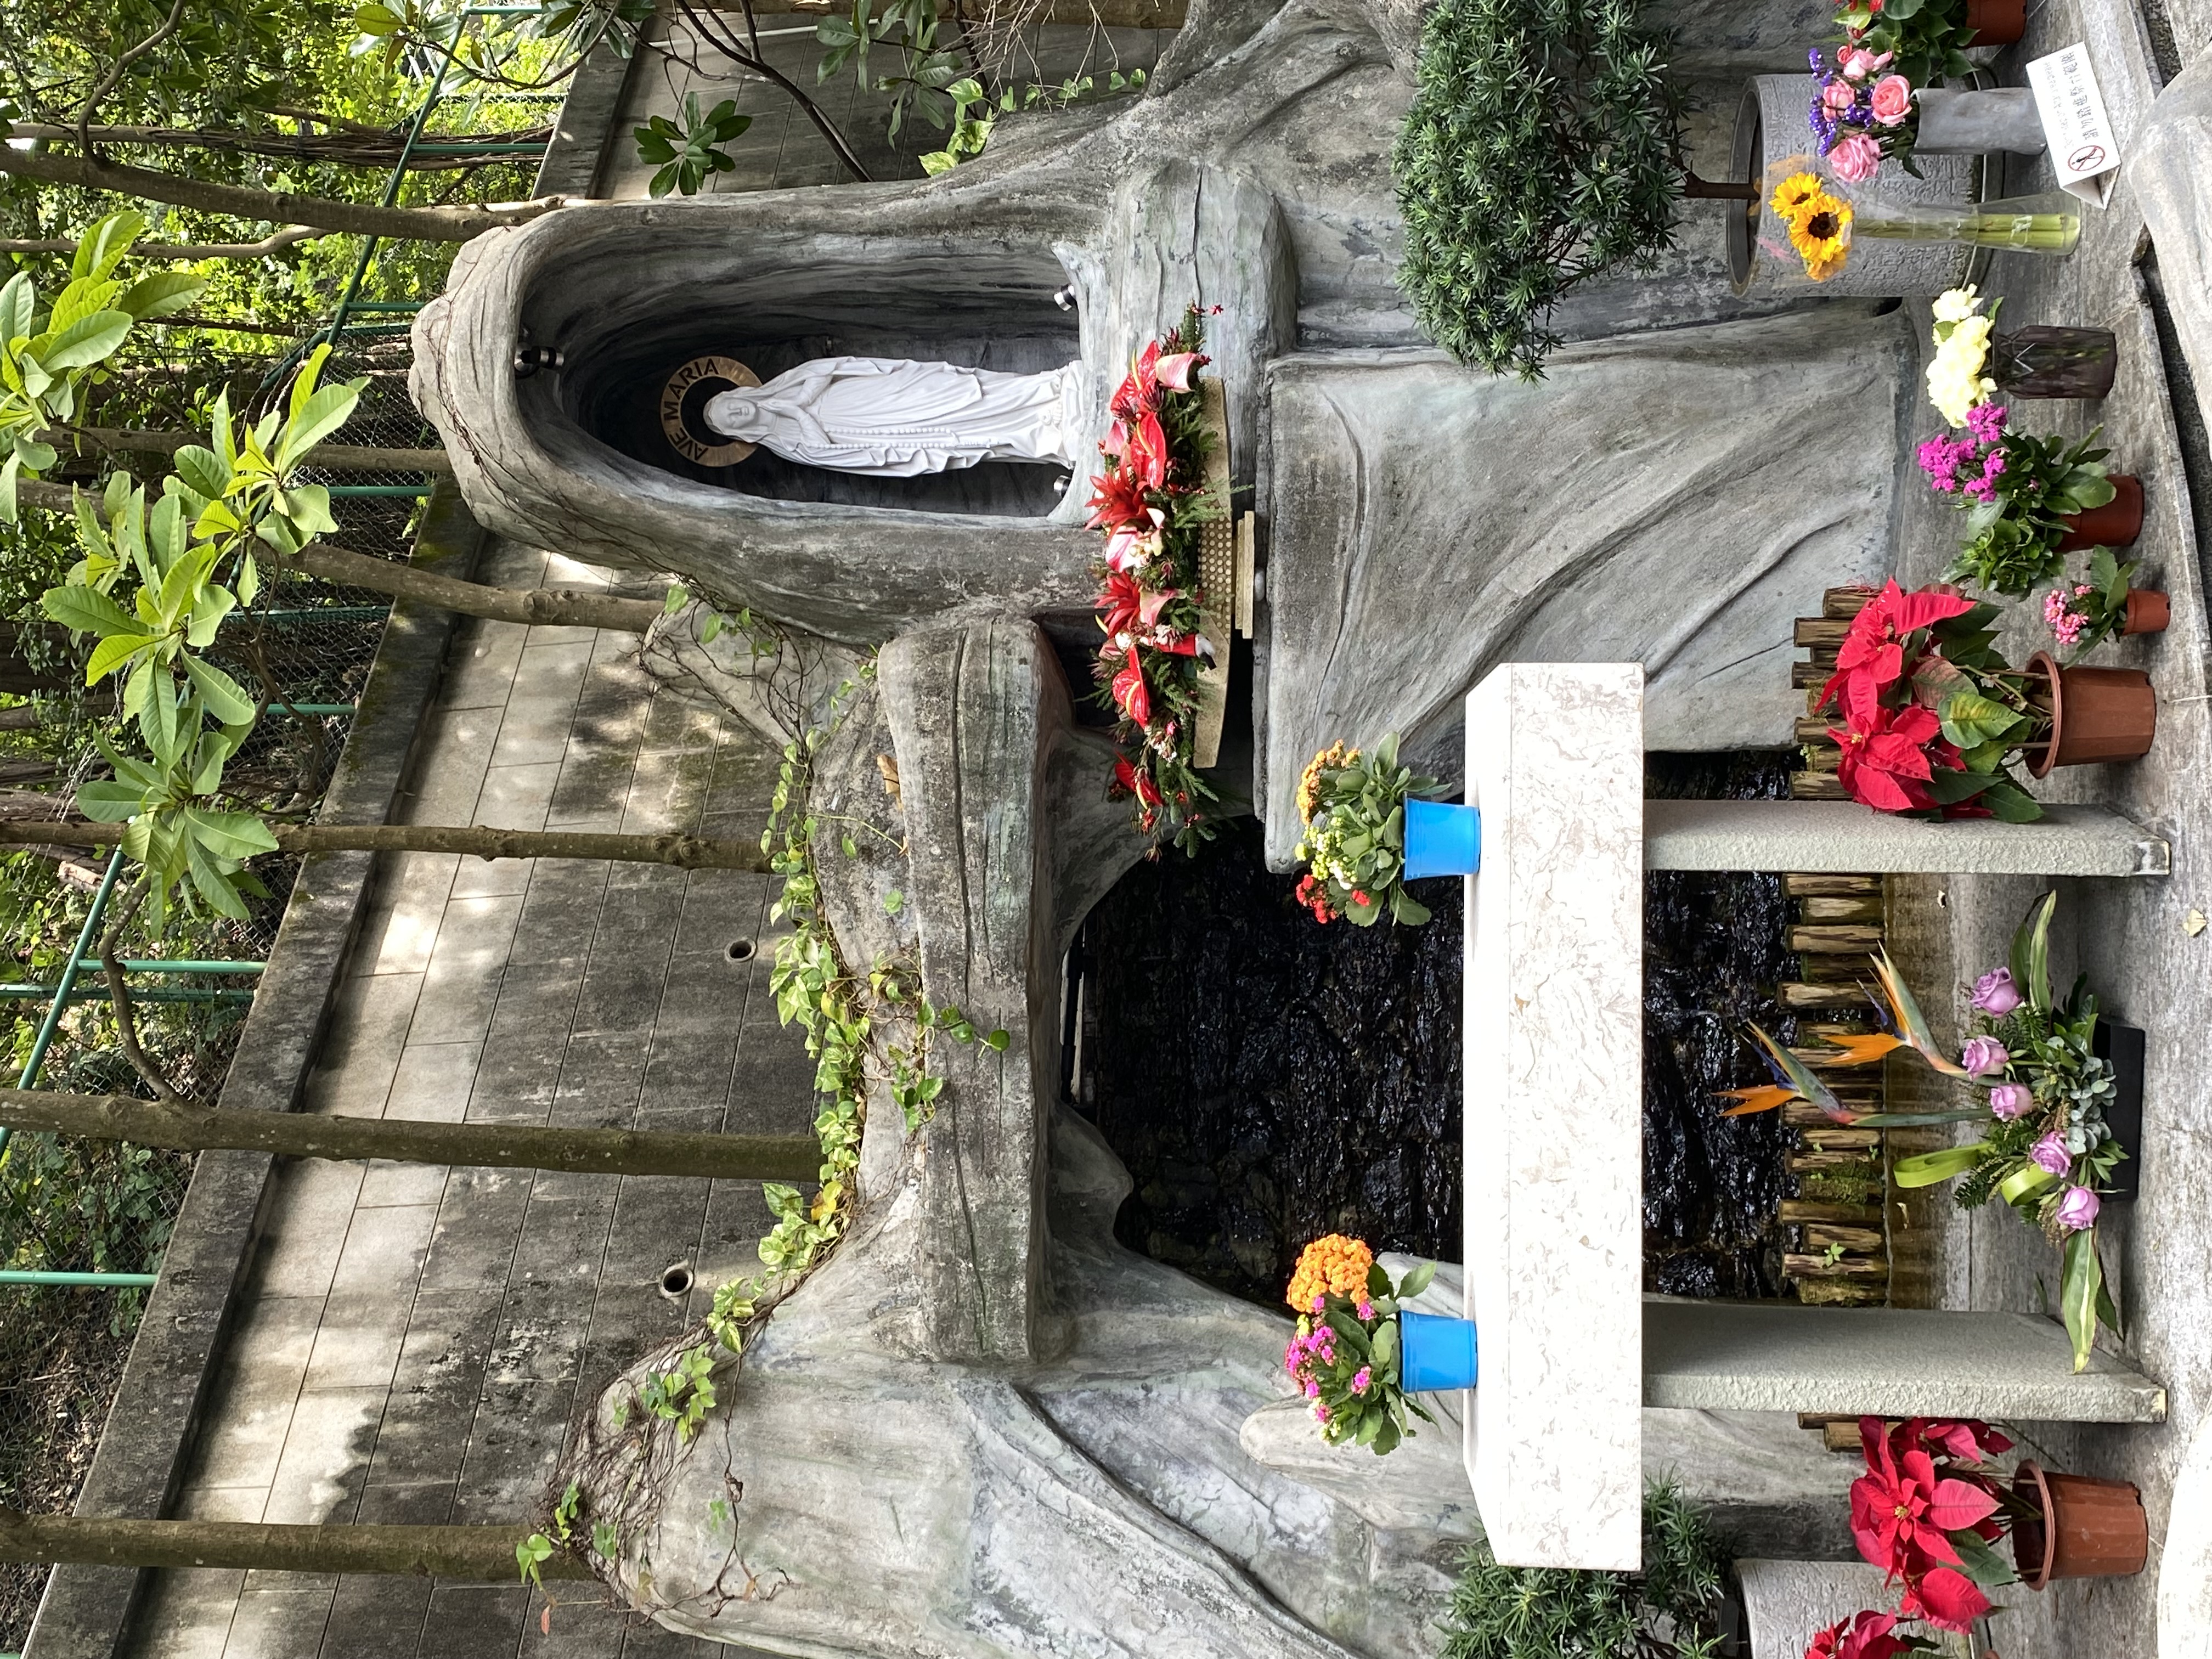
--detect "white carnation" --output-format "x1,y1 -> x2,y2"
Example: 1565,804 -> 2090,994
1931,285 -> 1984,325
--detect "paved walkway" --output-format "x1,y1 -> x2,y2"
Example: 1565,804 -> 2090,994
124,543 -> 807,1658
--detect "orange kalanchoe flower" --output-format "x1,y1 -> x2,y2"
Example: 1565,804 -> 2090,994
1286,1234 -> 1375,1313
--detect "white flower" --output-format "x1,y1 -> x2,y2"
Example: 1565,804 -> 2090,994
1932,285 -> 1984,325
1926,314 -> 1996,425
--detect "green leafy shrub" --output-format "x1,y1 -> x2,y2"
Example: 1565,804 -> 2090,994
1393,0 -> 1686,380
1440,1482 -> 1734,1659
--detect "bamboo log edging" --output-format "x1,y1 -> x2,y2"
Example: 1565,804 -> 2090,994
1774,608 -> 1891,1304
0,1090 -> 821,1180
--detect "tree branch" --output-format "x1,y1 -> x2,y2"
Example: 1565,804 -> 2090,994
0,1087 -> 822,1178
673,0 -> 874,183
275,540 -> 661,631
0,140 -> 567,241
78,0 -> 188,159
0,226 -> 326,259
0,1510 -> 596,1581
65,429 -> 455,476
0,821 -> 771,871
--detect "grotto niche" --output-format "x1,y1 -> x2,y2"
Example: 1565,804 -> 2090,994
398,0 -> 1926,1648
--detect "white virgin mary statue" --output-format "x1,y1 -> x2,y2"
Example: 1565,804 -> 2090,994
704,357 -> 1085,477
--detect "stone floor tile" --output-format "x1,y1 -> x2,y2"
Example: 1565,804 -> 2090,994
408,893 -> 526,1046
450,1376 -> 577,1516
358,850 -> 462,977
478,538 -> 551,588
261,1385 -> 386,1523
174,1485 -> 268,1522
418,1166 -> 535,1293
356,1159 -> 452,1211
327,1201 -> 438,1300
637,1029 -> 739,1116
219,1584 -> 335,1659
318,1571 -> 435,1659
539,552 -> 610,590
620,747 -> 718,837
645,964 -> 748,1039
696,1181 -> 780,1267
246,1163 -> 366,1300
467,1032 -> 568,1124
385,1041 -> 485,1126
636,691 -> 723,755
399,709 -> 500,828
487,961 -> 586,1040
303,972 -> 421,1118
367,1292 -> 501,1489
548,736 -> 642,828
568,956 -> 669,1044
668,871 -> 774,962
436,614 -> 528,713
302,1289 -> 409,1394
126,1570 -> 243,1659
549,1034 -> 652,1127
511,861 -> 611,967
492,642 -> 594,768
415,1585 -> 529,1659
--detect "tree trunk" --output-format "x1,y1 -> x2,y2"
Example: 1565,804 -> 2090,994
69,429 -> 454,476
278,541 -> 662,633
0,1089 -> 821,1180
0,1509 -> 593,1581
0,821 -> 769,870
0,144 -> 562,241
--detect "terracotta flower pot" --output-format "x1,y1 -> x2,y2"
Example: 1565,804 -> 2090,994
2026,651 -> 2157,777
1964,0 -> 2027,43
2122,589 -> 2170,635
2057,475 -> 2144,552
2012,1462 -> 2149,1588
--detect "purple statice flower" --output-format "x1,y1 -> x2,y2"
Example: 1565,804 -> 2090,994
2056,1186 -> 2101,1231
2031,1132 -> 2074,1176
1961,1036 -> 2009,1076
1970,968 -> 2021,1015
1988,1082 -> 2033,1120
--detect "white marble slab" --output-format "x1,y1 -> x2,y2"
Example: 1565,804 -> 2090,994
1464,663 -> 1646,1570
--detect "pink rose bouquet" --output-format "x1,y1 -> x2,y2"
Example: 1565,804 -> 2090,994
1808,47 -> 1921,183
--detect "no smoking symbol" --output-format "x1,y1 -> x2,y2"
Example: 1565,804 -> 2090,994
2069,143 -> 2107,171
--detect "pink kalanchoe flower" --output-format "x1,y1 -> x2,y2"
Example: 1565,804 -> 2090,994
1356,1300 -> 1374,1321
2056,1186 -> 2101,1231
1970,967 -> 2022,1015
1312,1294 -> 1326,1314
1351,1367 -> 1373,1393
1312,1401 -> 1330,1423
1987,1082 -> 2033,1120
2032,1132 -> 2074,1176
1960,1036 -> 2008,1077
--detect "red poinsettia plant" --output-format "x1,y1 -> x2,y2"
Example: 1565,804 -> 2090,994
1089,305 -> 1226,851
1804,1415 -> 2025,1657
1815,581 -> 2046,822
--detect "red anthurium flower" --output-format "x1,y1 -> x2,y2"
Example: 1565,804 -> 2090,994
1899,1566 -> 1993,1633
1126,409 -> 1171,490
1112,342 -> 1162,421
1833,704 -> 1954,814
1101,419 -> 1128,459
1085,465 -> 1153,532
1113,755 -> 1163,807
1111,653 -> 1151,727
1154,349 -> 1206,391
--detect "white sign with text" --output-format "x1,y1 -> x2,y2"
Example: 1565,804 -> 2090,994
2029,44 -> 2119,208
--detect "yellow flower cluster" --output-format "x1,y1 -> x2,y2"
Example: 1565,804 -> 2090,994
1926,285 -> 1996,426
1286,1233 -> 1375,1312
1770,172 -> 1852,283
1298,742 -> 1355,824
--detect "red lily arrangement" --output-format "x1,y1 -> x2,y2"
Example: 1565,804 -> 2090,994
1804,1416 -> 2024,1657
1814,581 -> 2045,822
1088,304 -> 1226,851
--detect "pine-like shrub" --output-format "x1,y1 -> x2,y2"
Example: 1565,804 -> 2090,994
1438,1482 -> 1735,1659
1393,0 -> 1687,380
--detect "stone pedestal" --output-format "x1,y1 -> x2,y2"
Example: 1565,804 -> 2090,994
1644,799 -> 2170,876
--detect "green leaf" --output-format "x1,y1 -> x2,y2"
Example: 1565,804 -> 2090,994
1892,1143 -> 1989,1188
882,888 -> 904,915
71,211 -> 147,284
2060,1226 -> 2104,1373
41,583 -> 137,637
35,309 -> 133,372
1397,1259 -> 1436,1300
116,270 -> 205,321
84,631 -> 155,685
183,655 -> 258,726
982,1028 -> 1009,1052
1948,1523 -> 2019,1592
2010,891 -> 2057,1014
75,779 -> 152,821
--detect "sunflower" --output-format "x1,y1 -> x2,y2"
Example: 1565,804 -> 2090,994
1788,194 -> 1853,281
1770,171 -> 1826,222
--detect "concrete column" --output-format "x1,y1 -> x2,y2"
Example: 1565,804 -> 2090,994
1645,799 -> 2170,877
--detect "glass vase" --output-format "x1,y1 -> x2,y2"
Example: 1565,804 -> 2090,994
1852,193 -> 2082,257
1991,326 -> 2118,399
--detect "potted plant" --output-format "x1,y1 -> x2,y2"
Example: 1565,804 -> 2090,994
1292,735 -> 1468,926
1282,1235 -> 1471,1454
1926,287 -> 2118,422
1810,582 -> 2156,822
1734,894 -> 2130,1370
1803,1414 -> 2146,1655
1833,0 -> 2019,90
1916,405 -> 2132,596
1087,306 -> 1224,852
2042,549 -> 2169,656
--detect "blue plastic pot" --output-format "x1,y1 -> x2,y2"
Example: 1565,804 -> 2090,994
1398,1310 -> 1479,1392
1402,800 -> 1481,881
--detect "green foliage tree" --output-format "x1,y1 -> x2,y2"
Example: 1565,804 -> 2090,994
633,93 -> 753,198
1392,0 -> 1750,380
1438,1482 -> 1735,1659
